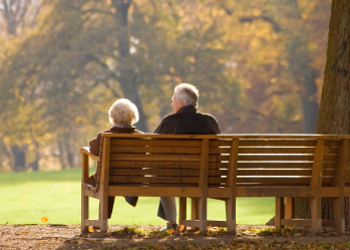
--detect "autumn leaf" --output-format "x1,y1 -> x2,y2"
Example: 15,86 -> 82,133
88,227 -> 94,232
41,216 -> 48,224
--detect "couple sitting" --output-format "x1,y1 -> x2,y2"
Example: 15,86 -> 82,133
87,83 -> 221,231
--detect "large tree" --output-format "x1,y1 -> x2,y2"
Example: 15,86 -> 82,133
316,0 -> 350,224
295,0 -> 350,223
316,0 -> 350,134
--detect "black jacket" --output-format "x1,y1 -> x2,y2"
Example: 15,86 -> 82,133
154,105 -> 221,134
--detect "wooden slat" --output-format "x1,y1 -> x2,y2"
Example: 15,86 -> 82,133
236,187 -> 317,197
110,168 -> 200,177
239,148 -> 316,154
109,161 -> 200,169
111,139 -> 203,147
238,140 -> 317,147
109,186 -> 202,197
110,176 -> 200,184
237,162 -> 313,168
236,177 -> 311,185
109,154 -> 201,162
110,145 -> 203,154
236,169 -> 312,176
238,155 -> 315,161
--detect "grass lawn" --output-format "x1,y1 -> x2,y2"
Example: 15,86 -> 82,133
0,168 -> 275,225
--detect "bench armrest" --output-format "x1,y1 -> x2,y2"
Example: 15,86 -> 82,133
80,147 -> 99,161
80,147 -> 99,183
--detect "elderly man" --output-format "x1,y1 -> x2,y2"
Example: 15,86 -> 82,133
154,83 -> 221,230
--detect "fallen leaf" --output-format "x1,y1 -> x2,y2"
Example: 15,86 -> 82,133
41,216 -> 48,224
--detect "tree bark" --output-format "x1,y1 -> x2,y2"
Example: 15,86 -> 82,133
112,0 -> 149,132
316,1 -> 350,134
307,0 -> 350,224
293,0 -> 350,223
10,144 -> 26,172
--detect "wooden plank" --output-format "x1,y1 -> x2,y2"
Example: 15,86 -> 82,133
310,140 -> 324,188
199,139 -> 209,232
111,138 -> 203,147
235,177 -> 311,185
236,187 -> 317,197
238,155 -> 315,161
109,186 -> 202,197
100,137 -> 111,223
110,145 -> 203,154
110,168 -> 201,177
237,162 -> 313,168
207,188 -> 231,198
239,140 -> 317,147
109,176 -> 199,184
109,154 -> 201,162
239,148 -> 316,154
110,161 -> 200,169
109,161 -> 228,170
236,169 -> 312,176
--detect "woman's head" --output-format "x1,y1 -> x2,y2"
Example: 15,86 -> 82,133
108,98 -> 139,126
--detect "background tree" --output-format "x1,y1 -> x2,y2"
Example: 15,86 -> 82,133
0,0 -> 332,172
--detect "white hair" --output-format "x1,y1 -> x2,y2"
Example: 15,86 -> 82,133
108,98 -> 139,126
174,83 -> 199,108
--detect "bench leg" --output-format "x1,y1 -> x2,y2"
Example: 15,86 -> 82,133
198,197 -> 207,233
310,197 -> 322,233
99,196 -> 109,234
191,198 -> 199,221
225,197 -> 236,234
275,197 -> 284,228
81,187 -> 89,234
285,197 -> 294,220
179,197 -> 187,227
332,197 -> 345,233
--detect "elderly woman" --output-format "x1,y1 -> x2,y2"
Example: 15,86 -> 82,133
88,98 -> 142,220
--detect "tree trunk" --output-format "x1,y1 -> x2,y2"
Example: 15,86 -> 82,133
112,0 -> 149,132
11,144 -> 26,172
316,1 -> 350,135
313,0 -> 350,224
293,0 -> 350,224
300,66 -> 319,133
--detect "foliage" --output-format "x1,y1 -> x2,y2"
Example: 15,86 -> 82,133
0,0 -> 331,171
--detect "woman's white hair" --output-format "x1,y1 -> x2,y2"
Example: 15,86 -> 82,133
108,98 -> 139,126
174,83 -> 199,108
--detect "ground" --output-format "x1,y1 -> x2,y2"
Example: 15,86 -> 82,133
1,224 -> 350,250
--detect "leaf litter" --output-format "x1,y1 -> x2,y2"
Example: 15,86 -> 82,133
1,224 -> 350,249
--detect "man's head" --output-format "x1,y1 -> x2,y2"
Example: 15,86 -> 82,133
172,83 -> 199,113
108,98 -> 139,126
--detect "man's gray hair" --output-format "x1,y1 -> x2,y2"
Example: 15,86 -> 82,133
174,83 -> 199,108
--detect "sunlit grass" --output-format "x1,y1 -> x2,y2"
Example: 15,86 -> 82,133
0,169 -> 274,225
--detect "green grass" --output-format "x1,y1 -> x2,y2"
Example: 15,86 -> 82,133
0,169 -> 274,225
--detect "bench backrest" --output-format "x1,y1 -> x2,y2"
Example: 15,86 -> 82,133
98,134 -> 350,192
234,137 -> 344,187
100,134 -> 224,189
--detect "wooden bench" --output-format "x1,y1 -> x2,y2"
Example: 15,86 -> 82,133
80,133 -> 350,234
80,133 -> 235,234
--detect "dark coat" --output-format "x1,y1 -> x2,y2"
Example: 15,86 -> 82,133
154,105 -> 221,134
89,126 -> 142,156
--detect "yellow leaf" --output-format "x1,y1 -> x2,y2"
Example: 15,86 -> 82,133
41,216 -> 48,224
88,227 -> 94,232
